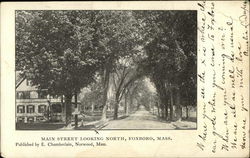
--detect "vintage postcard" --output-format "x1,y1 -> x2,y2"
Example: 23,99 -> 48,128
1,1 -> 249,157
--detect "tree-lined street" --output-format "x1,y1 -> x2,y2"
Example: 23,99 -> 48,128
103,106 -> 177,129
16,10 -> 197,130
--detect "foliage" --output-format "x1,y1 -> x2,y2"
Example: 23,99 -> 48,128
16,10 -> 197,122
80,78 -> 104,109
134,11 -> 197,120
16,11 -> 100,96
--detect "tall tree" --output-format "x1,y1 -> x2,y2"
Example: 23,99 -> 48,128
111,58 -> 142,119
16,11 -> 101,125
88,11 -> 140,120
135,11 -> 197,121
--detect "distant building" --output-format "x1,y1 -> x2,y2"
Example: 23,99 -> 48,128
16,71 -> 80,123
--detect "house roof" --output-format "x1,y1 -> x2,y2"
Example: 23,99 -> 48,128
16,71 -> 25,89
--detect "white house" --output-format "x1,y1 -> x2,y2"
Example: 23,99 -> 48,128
16,71 -> 79,123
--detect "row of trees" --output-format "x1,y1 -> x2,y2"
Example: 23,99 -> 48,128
80,76 -> 156,117
16,11 -> 142,124
134,11 -> 197,121
16,10 -> 197,124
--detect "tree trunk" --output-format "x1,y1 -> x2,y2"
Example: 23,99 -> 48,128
124,94 -> 127,114
129,95 -> 134,112
126,102 -> 129,115
114,99 -> 119,119
61,95 -> 66,123
101,67 -> 110,120
165,104 -> 168,120
164,97 -> 168,120
161,102 -> 165,119
81,103 -> 84,112
185,89 -> 189,119
152,104 -> 154,115
186,105 -> 189,119
169,89 -> 174,121
91,103 -> 94,113
124,92 -> 129,115
136,98 -> 139,110
65,94 -> 73,126
157,102 -> 160,117
175,89 -> 182,121
74,92 -> 78,129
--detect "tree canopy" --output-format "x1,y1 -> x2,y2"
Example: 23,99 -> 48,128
16,10 -> 197,123
133,11 -> 197,120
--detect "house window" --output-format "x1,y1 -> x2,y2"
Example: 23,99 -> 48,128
26,80 -> 32,86
53,95 -> 59,99
36,116 -> 45,122
16,92 -> 24,99
17,105 -> 25,113
16,91 -> 30,99
17,117 -> 25,123
30,91 -> 38,99
38,105 -> 46,113
38,91 -> 48,99
27,117 -> 34,123
27,105 -> 35,113
23,91 -> 30,99
51,104 -> 62,113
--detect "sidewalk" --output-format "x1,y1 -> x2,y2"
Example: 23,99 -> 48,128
60,114 -> 128,130
171,120 -> 197,129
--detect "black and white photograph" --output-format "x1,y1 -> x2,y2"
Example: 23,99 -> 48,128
15,10 -> 197,130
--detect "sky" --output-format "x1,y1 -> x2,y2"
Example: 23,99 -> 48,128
144,77 -> 156,93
